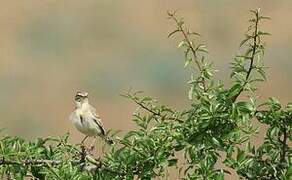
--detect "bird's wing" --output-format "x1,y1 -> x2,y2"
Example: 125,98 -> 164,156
89,105 -> 106,136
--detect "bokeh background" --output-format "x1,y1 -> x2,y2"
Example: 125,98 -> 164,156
0,0 -> 291,152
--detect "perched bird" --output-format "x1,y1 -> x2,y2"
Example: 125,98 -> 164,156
69,91 -> 113,146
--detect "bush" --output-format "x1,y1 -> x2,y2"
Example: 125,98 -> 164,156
0,8 -> 291,180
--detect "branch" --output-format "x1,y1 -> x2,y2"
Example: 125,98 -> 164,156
0,157 -> 66,166
0,146 -> 125,177
279,125 -> 288,163
231,10 -> 260,102
168,11 -> 207,91
131,96 -> 184,123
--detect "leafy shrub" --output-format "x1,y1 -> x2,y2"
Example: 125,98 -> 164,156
0,8 -> 291,180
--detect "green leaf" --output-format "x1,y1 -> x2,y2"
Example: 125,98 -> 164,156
259,16 -> 271,20
174,144 -> 185,151
168,29 -> 180,38
287,102 -> 292,111
228,83 -> 242,98
236,148 -> 245,163
197,44 -> 208,53
236,101 -> 254,113
184,58 -> 192,68
178,40 -> 187,48
214,170 -> 224,180
285,166 -> 292,179
239,37 -> 250,48
168,159 -> 178,166
188,86 -> 194,100
268,97 -> 281,110
212,137 -> 221,147
258,31 -> 271,36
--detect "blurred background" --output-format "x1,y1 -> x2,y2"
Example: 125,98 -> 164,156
0,0 -> 291,142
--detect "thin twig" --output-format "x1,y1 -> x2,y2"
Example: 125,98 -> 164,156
0,157 -> 65,166
131,97 -> 184,123
279,125 -> 288,163
0,147 -> 124,177
231,11 -> 259,102
168,12 -> 207,91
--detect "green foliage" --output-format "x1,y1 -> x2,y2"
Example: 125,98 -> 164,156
0,9 -> 291,180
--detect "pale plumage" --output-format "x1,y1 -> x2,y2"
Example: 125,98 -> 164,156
70,91 -> 113,144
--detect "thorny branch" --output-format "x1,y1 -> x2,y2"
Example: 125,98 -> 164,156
167,11 -> 207,91
231,10 -> 260,102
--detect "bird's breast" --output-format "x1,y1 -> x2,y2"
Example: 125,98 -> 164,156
71,109 -> 97,136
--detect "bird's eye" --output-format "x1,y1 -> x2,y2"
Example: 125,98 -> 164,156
75,96 -> 81,101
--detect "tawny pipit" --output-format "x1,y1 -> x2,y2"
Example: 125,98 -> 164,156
70,91 -> 113,147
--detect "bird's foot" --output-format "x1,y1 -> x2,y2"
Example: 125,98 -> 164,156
77,145 -> 94,156
89,145 -> 95,152
76,143 -> 83,147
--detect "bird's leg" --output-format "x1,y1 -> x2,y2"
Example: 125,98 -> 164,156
80,136 -> 93,154
81,135 -> 89,144
89,137 -> 97,151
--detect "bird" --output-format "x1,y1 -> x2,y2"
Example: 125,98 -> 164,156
69,91 -> 114,147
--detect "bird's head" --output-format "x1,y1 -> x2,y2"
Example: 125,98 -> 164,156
74,91 -> 89,107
